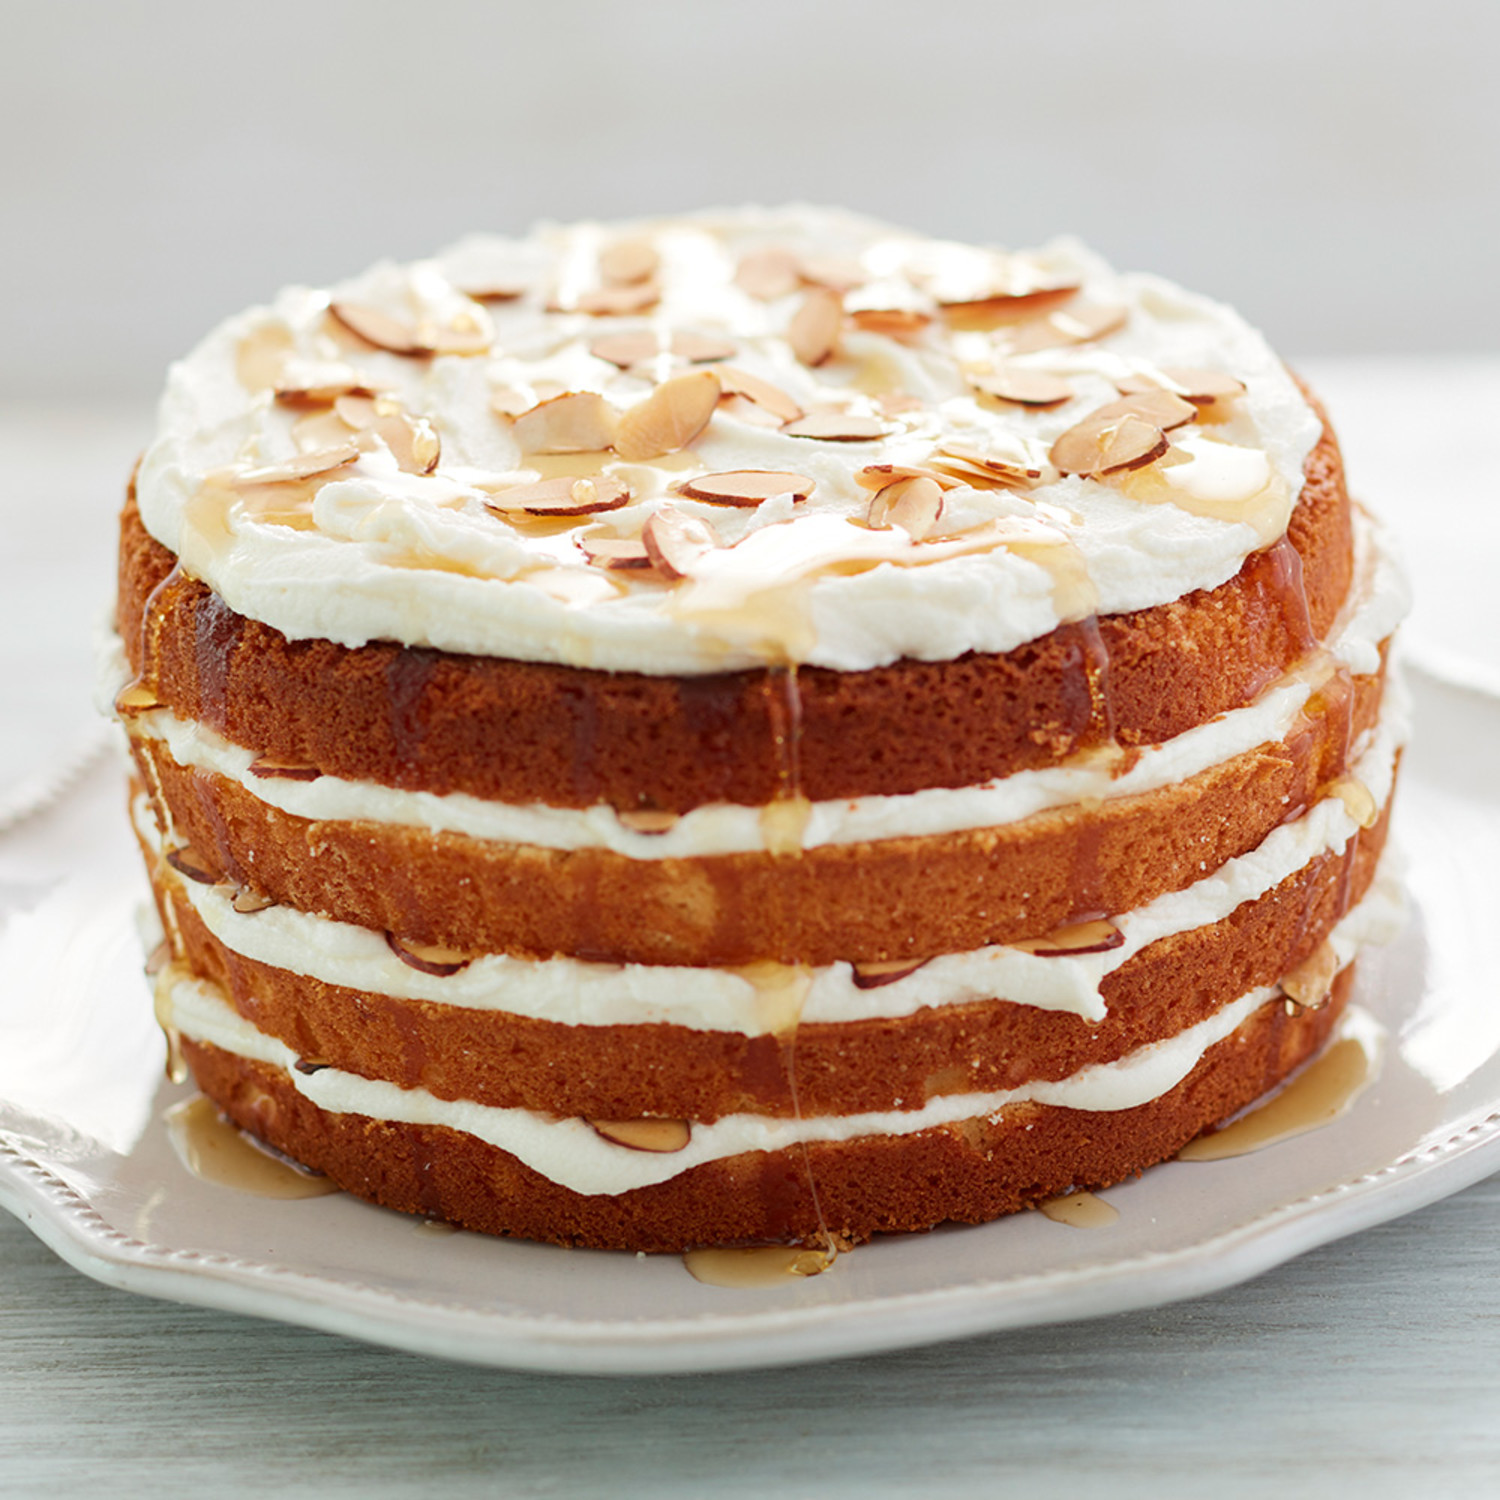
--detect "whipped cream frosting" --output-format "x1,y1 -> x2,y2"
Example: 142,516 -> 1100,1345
134,206 -> 1321,674
113,507 -> 1408,859
157,882 -> 1400,1198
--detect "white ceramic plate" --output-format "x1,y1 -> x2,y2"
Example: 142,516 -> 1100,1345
1,668 -> 1496,1375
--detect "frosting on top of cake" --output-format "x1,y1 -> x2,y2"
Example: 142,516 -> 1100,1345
134,206 -> 1321,674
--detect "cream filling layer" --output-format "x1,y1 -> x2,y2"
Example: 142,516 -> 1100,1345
114,508 -> 1408,860
159,874 -> 1403,1198
135,688 -> 1406,1032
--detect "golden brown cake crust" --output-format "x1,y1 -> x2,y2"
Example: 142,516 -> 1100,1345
129,653 -> 1384,967
115,402 -> 1351,813
180,968 -> 1352,1252
153,799 -> 1388,1121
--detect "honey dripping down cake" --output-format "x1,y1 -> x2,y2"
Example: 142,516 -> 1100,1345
107,208 -> 1409,1252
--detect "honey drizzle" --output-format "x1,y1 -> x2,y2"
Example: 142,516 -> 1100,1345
166,1094 -> 339,1199
1038,1190 -> 1119,1228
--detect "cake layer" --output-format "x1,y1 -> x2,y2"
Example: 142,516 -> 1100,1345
173,969 -> 1359,1250
116,416 -> 1351,811
128,652 -> 1388,966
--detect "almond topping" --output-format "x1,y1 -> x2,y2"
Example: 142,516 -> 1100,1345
233,444 -> 360,486
486,475 -> 631,517
788,287 -> 843,367
1116,366 -> 1247,404
1050,413 -> 1167,478
248,757 -> 321,782
453,280 -> 525,303
1012,917 -> 1124,957
384,933 -> 474,977
939,284 -> 1080,329
849,958 -> 929,990
599,237 -> 660,287
589,330 -> 661,368
782,412 -> 886,442
1283,941 -> 1339,1011
614,370 -> 721,461
616,808 -> 680,834
589,1118 -> 691,1153
677,470 -> 815,507
849,308 -> 931,340
335,395 -> 442,475
274,378 -> 379,407
867,476 -> 944,540
735,246 -> 801,301
641,505 -> 717,579
144,939 -> 171,976
230,888 -> 277,915
798,253 -> 867,292
574,282 -> 661,316
670,331 -> 738,364
970,366 -> 1074,407
579,534 -> 654,570
511,391 -> 621,454
490,385 -> 534,419
1092,389 -> 1198,432
328,301 -> 428,355
855,463 -> 962,492
165,845 -> 217,885
876,392 -> 926,416
933,440 -> 1045,482
715,366 -> 803,422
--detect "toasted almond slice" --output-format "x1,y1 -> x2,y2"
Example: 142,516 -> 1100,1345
678,470 -> 815,507
1117,365 -> 1248,404
248,757 -> 321,781
616,808 -> 680,834
336,397 -> 442,475
849,308 -> 931,340
329,301 -> 429,355
233,444 -> 360,486
1012,917 -> 1124,957
599,237 -> 660,286
384,933 -> 473,977
165,845 -> 217,885
1003,300 -> 1129,355
876,392 -> 926,416
490,385 -> 534,419
589,1117 -> 691,1153
788,287 -> 843,367
512,391 -> 621,454
735,245 -> 802,300
454,280 -> 525,302
589,330 -> 662,368
144,938 -> 171,976
715,366 -> 803,422
934,439 -> 1045,481
867,476 -> 944,540
1282,940 -> 1339,1010
1050,412 -> 1167,477
615,370 -> 721,461
939,284 -> 1079,327
274,378 -> 380,407
114,682 -> 162,716
579,534 -> 654,570
782,411 -> 886,442
671,331 -> 738,363
854,463 -> 962,492
1093,390 -> 1197,432
718,395 -> 783,429
486,475 -> 631,517
575,282 -> 661,316
850,957 -> 930,990
418,316 -> 492,357
230,887 -> 277,915
642,505 -> 717,579
293,1059 -> 330,1075
798,253 -> 867,292
970,366 -> 1074,407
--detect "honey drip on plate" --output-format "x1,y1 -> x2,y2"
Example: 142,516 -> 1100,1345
1038,1190 -> 1120,1228
165,1095 -> 340,1199
1177,1032 -> 1375,1161
684,1244 -> 834,1288
152,961 -> 190,1085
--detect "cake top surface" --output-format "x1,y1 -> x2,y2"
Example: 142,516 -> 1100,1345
135,206 -> 1321,674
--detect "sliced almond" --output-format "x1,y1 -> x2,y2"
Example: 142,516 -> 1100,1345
877,392 -> 926,416
855,463 -> 962,492
616,807 -> 680,834
641,505 -> 717,579
511,391 -> 621,454
329,301 -> 429,356
735,245 -> 801,301
781,411 -> 886,442
849,308 -> 931,340
1093,389 -> 1197,432
490,385 -> 535,419
230,887 -> 277,915
715,366 -> 803,422
574,282 -> 661,316
798,253 -> 867,292
677,470 -> 815,507
589,1117 -> 691,1153
453,280 -> 525,303
1050,412 -> 1167,477
615,370 -> 721,461
599,237 -> 660,286
1117,366 -> 1247,404
589,330 -> 662,368
1283,940 -> 1339,1011
486,475 -> 631,517
970,366 -> 1074,407
849,957 -> 929,990
1011,917 -> 1124,957
933,439 -> 1045,482
274,378 -> 379,407
867,476 -> 944,540
165,845 -> 217,885
334,396 -> 442,475
671,331 -> 738,363
384,932 -> 473,977
788,287 -> 843,367
114,682 -> 162,716
939,284 -> 1080,328
144,938 -> 171,976
248,757 -> 321,781
233,444 -> 360,486
579,534 -> 654,570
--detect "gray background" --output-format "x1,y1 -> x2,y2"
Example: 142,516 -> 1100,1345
3,0 -> 1496,401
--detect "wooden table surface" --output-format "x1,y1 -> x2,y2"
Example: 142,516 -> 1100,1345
2,366 -> 1497,1496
